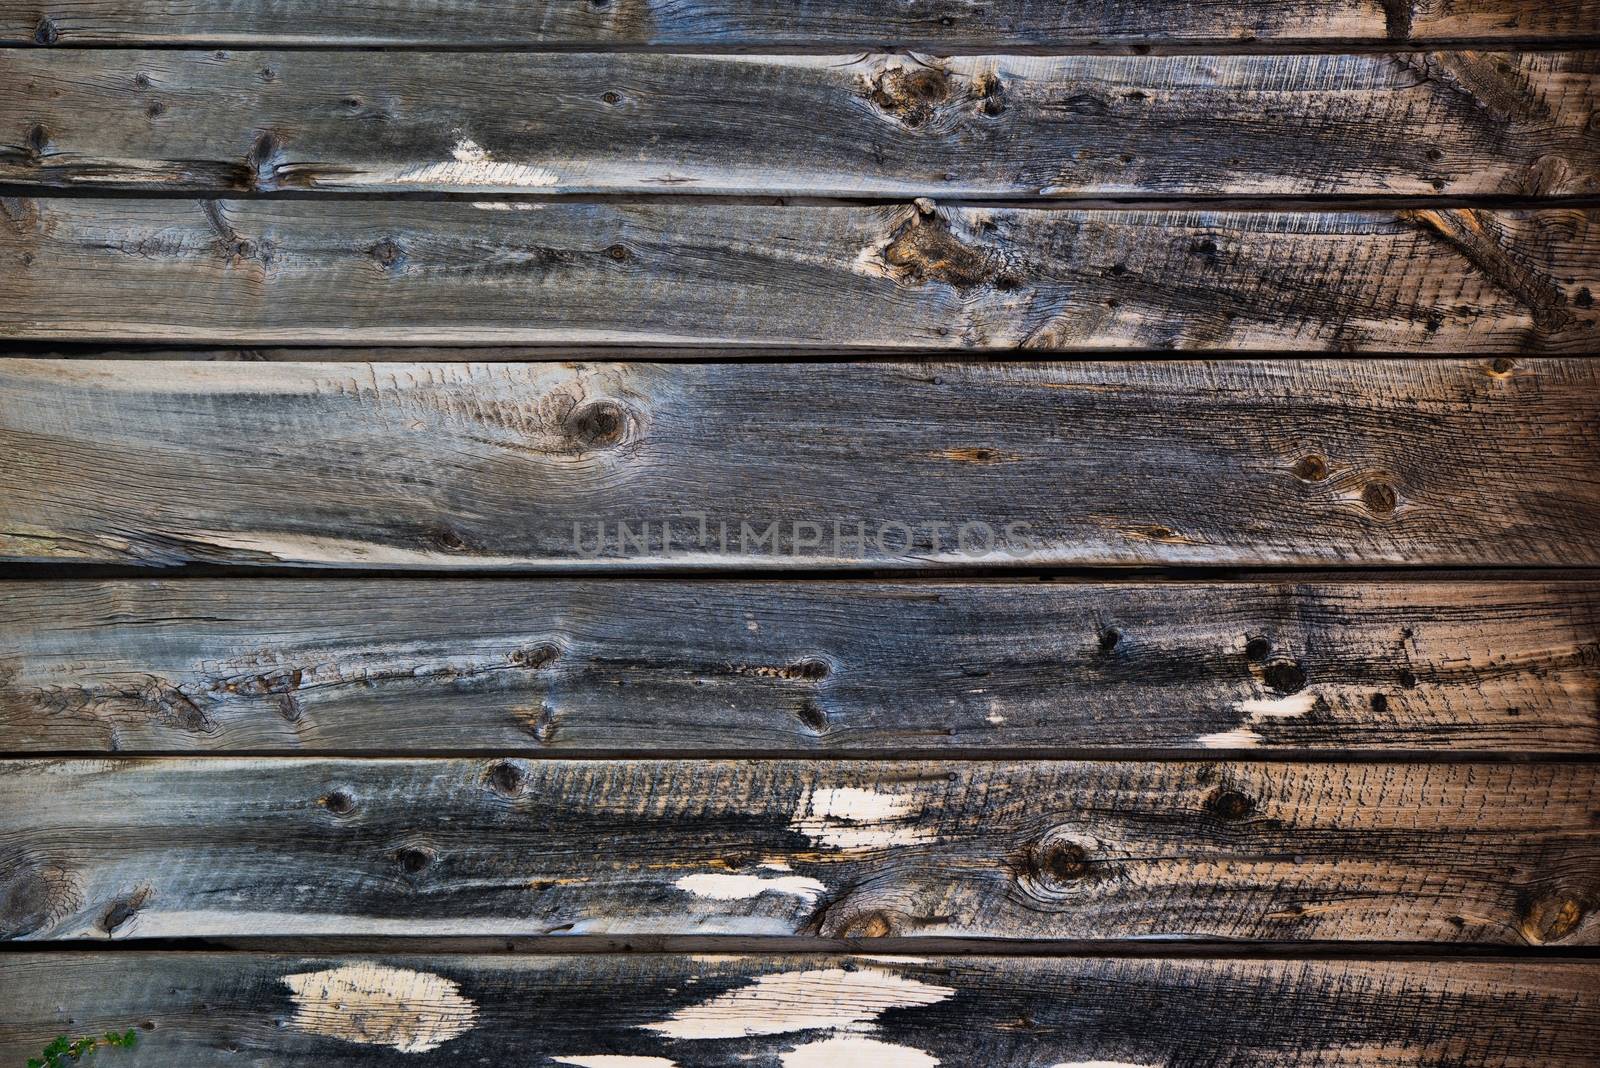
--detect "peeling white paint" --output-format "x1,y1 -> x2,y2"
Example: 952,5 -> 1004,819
1202,689 -> 1319,748
789,786 -> 927,850
281,963 -> 477,1053
381,137 -> 560,188
782,1035 -> 940,1067
642,966 -> 954,1040
552,1057 -> 679,1068
673,872 -> 826,902
471,201 -> 539,210
1196,727 -> 1264,749
1234,692 -> 1317,719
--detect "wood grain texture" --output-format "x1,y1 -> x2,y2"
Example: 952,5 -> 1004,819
5,0 -> 1600,47
2,757 -> 1595,943
3,579 -> 1597,754
3,358 -> 1598,570
4,952 -> 1600,1066
5,50 -> 1599,196
3,199 -> 1598,349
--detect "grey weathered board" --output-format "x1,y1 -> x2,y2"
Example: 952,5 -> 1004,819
2,757 -> 1595,943
5,50 -> 1600,196
3,578 -> 1597,753
3,358 -> 1597,569
4,200 -> 1599,348
5,0 -> 1600,47
4,0 -> 1599,1057
4,953 -> 1600,1066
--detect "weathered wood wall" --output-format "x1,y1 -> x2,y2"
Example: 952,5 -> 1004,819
2,1 -> 1598,1063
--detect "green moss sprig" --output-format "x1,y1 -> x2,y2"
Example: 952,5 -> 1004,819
27,1030 -> 138,1068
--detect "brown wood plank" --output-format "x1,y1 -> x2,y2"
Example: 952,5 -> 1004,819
3,578 -> 1596,754
3,358 -> 1597,570
4,952 -> 1599,1065
3,200 -> 1597,349
2,757 -> 1595,943
5,50 -> 1599,196
4,0 -> 1599,47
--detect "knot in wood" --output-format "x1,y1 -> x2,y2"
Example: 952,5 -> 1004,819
1206,788 -> 1256,821
866,63 -> 952,127
395,847 -> 434,875
1292,454 -> 1328,482
1263,659 -> 1307,695
567,399 -> 630,449
322,790 -> 356,816
509,642 -> 561,670
486,760 -> 527,797
1016,830 -> 1101,901
1520,895 -> 1587,944
881,208 -> 1017,291
1362,482 -> 1398,516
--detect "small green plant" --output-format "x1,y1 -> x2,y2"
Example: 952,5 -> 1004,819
26,1030 -> 138,1068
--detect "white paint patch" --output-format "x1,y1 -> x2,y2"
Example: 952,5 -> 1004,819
388,137 -> 559,188
782,1035 -> 940,1067
1234,692 -> 1317,719
1197,727 -> 1264,749
553,1057 -> 679,1068
471,201 -> 538,210
1201,690 -> 1318,748
789,787 -> 928,850
1050,1061 -> 1164,1068
674,872 -> 826,902
642,966 -> 954,1040
282,963 -> 477,1053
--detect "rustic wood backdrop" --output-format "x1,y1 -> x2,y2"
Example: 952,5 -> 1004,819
2,1 -> 1599,1064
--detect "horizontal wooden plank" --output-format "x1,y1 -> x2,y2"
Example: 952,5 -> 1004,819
4,953 -> 1599,1066
5,0 -> 1600,47
3,200 -> 1597,349
2,757 -> 1595,942
3,579 -> 1596,753
3,359 -> 1598,569
5,50 -> 1599,197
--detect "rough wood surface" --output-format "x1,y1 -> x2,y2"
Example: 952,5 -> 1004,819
2,757 -> 1595,943
5,50 -> 1599,197
4,200 -> 1599,348
3,578 -> 1597,754
4,952 -> 1600,1065
5,0 -> 1600,47
3,358 -> 1598,570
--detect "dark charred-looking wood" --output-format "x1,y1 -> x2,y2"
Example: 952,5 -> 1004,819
3,952 -> 1600,1065
3,201 -> 1597,349
3,0 -> 1600,46
3,50 -> 1599,196
0,758 -> 1595,943
2,578 -> 1596,753
1,359 -> 1597,569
